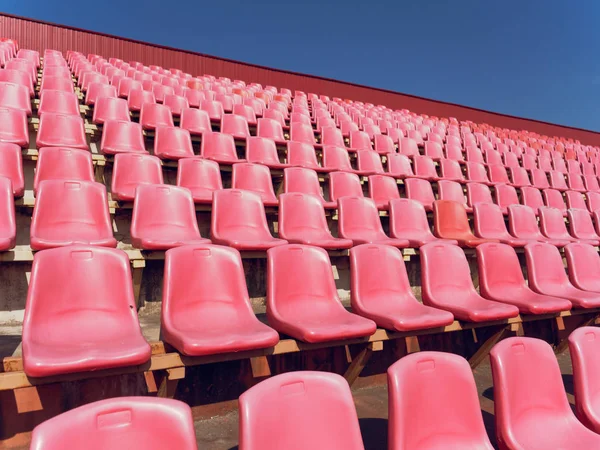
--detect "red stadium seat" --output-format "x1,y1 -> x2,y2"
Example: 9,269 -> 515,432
5,58 -> 36,84
111,153 -> 163,201
564,243 -> 600,292
322,145 -> 356,172
0,107 -> 28,147
100,120 -> 146,155
477,242 -> 571,313
184,88 -> 205,108
508,204 -> 570,246
567,159 -> 582,174
549,170 -> 569,191
176,157 -> 222,204
231,162 -> 278,206
473,203 -> 531,247
329,171 -> 363,202
34,147 -> 93,195
127,89 -> 155,112
278,193 -> 352,249
221,114 -> 250,138
543,188 -> 567,215
163,94 -> 188,116
566,190 -> 588,211
356,150 -> 385,175
153,126 -> 194,160
509,166 -> 531,187
338,196 -> 409,247
424,141 -> 444,160
567,173 -> 586,192
386,153 -> 414,178
420,242 -> 519,321
179,107 -> 212,136
211,189 -> 287,250
256,117 -> 286,144
0,81 -> 31,114
568,327 -> 600,434
405,177 -> 435,211
246,136 -> 287,169
433,200 -> 493,247
490,337 -> 600,449
368,174 -> 400,210
413,155 -> 439,181
131,184 -> 209,249
568,209 -> 600,243
22,246 -> 151,377
29,397 -> 197,449
588,191 -> 600,213
320,126 -> 345,147
80,71 -> 109,92
0,68 -> 33,96
465,161 -> 491,184
398,137 -> 419,157
266,245 -> 376,342
530,168 -> 550,189
290,122 -> 316,145
494,183 -> 520,214
488,164 -> 510,184
389,198 -> 457,246
239,371 -> 366,450
200,131 -> 244,163
139,103 -> 174,130
287,141 -> 324,171
525,242 -> 600,307
162,244 -> 279,356
151,84 -> 174,103
521,186 -> 545,211
445,143 -> 465,162
117,78 -> 143,98
0,176 -> 16,250
437,180 -> 471,212
583,175 -> 600,192
85,82 -> 117,106
350,245 -> 454,331
349,130 -> 372,151
31,180 -> 116,250
232,104 -> 257,125
539,206 -> 597,244
201,99 -> 224,121
466,182 -> 493,208
387,352 -> 494,450
38,90 -> 80,117
283,167 -> 335,208
92,96 -> 130,125
0,142 -> 24,197
374,134 -> 395,154
439,158 -> 465,182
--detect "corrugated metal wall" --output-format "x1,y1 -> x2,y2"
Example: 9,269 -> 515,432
2,12 -> 599,145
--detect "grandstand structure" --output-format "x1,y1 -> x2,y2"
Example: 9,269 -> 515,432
3,12 -> 600,449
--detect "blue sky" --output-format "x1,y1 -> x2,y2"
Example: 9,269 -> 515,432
3,0 -> 600,130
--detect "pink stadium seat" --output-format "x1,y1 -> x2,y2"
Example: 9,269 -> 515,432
163,94 -> 188,116
509,166 -> 531,187
278,193 -> 352,249
565,190 -> 588,210
549,170 -> 569,191
231,163 -> 278,206
184,88 -> 205,108
465,147 -> 484,164
290,122 -> 316,145
445,143 -> 465,162
283,167 -> 335,208
266,245 -> 376,343
127,89 -> 155,112
503,151 -> 519,168
92,96 -> 130,124
368,174 -> 400,210
351,245 -> 454,331
543,188 -> 567,215
439,158 -> 465,182
0,176 -> 16,250
0,142 -> 24,197
583,175 -> 600,192
420,242 -> 519,321
29,397 -> 197,449
153,126 -> 194,160
539,206 -> 596,244
320,126 -> 345,147
117,77 -> 142,98
567,159 -> 582,174
539,156 -> 553,172
374,134 -> 395,154
200,131 -> 244,163
564,243 -> 600,292
466,182 -> 493,208
356,150 -> 385,175
349,130 -> 373,151
111,153 -> 163,201
85,82 -> 117,106
131,184 -> 209,249
405,177 -> 435,211
398,137 -> 419,157
521,186 -> 544,211
232,104 -> 257,125
5,58 -> 36,84
433,200 -> 494,247
162,244 -> 279,356
495,183 -> 520,214
473,203 -> 530,247
0,81 -> 31,114
525,242 -> 600,307
0,107 -> 28,147
568,326 -> 600,434
151,83 -> 174,103
387,352 -> 494,450
239,371 -> 366,450
329,171 -> 363,202
211,189 -> 287,250
424,141 -> 444,160
179,107 -> 212,136
22,246 -> 151,377
490,337 -> 600,449
587,191 -> 600,212
465,161 -> 491,184
256,117 -> 286,144
386,153 -> 414,178
139,102 -> 174,130
221,114 -> 250,138
38,90 -> 80,117
413,155 -> 439,180
246,136 -> 287,168
31,180 -> 116,250
0,68 -> 33,96
568,209 -> 600,243
437,180 -> 471,212
567,173 -> 586,192
389,198 -> 457,246
34,147 -> 93,195
176,157 -> 222,204
508,204 -> 570,246
477,243 -> 571,313
322,145 -> 356,173
488,164 -> 510,184
338,196 -> 409,247
530,168 -> 550,189
100,120 -> 146,155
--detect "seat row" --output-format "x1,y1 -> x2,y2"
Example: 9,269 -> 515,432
28,332 -> 600,450
22,240 -> 600,377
